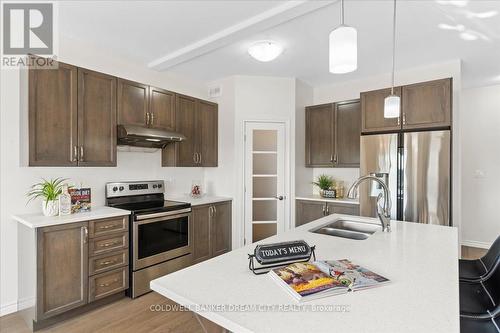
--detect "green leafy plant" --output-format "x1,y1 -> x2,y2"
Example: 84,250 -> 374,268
27,178 -> 67,207
312,175 -> 334,190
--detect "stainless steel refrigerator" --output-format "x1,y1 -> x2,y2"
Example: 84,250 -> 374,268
359,130 -> 451,226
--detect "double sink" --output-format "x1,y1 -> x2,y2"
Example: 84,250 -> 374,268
310,219 -> 381,240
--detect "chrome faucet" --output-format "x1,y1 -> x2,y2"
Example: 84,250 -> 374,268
347,175 -> 392,232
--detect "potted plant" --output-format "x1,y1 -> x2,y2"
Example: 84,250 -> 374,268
312,175 -> 334,197
27,178 -> 67,216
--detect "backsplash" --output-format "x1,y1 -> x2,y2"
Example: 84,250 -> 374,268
310,168 -> 360,195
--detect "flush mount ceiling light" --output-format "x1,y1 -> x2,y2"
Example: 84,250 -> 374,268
384,0 -> 400,119
329,0 -> 357,74
248,40 -> 283,62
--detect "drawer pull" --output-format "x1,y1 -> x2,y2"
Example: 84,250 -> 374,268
99,278 -> 119,287
100,259 -> 117,266
100,241 -> 119,248
99,224 -> 118,230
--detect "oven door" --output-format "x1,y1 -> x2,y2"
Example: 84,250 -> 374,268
133,210 -> 192,270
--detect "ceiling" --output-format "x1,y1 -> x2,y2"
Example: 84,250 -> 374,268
59,1 -> 500,88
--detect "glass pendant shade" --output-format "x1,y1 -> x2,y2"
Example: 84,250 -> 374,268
329,25 -> 358,74
384,94 -> 400,118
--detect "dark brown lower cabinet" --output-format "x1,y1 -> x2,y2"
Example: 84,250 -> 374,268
36,222 -> 88,320
32,215 -> 129,327
192,201 -> 232,264
296,199 -> 359,227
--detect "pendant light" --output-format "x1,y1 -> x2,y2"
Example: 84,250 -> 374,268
384,0 -> 400,118
329,0 -> 357,74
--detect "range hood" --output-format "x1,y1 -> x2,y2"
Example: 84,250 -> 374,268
117,125 -> 186,149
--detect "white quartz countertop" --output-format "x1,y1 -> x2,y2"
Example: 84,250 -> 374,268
296,194 -> 359,205
151,215 -> 459,333
12,206 -> 130,229
165,195 -> 232,206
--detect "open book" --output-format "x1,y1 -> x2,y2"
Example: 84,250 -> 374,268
268,259 -> 389,302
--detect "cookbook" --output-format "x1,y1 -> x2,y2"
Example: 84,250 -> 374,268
268,259 -> 389,302
69,188 -> 91,213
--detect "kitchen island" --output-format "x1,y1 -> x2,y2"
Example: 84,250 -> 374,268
151,215 -> 459,333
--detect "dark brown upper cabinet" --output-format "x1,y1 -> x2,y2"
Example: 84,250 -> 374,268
305,100 -> 360,168
196,100 -> 218,167
162,95 -> 218,167
77,68 -> 117,166
117,79 -> 149,127
305,103 -> 334,167
335,100 -> 361,167
149,86 -> 175,131
361,87 -> 401,133
29,60 -> 78,166
29,60 -> 116,166
361,78 -> 452,133
402,78 -> 451,130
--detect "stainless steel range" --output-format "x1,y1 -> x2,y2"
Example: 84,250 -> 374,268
105,180 -> 192,298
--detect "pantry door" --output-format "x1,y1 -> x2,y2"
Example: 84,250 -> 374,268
244,121 -> 287,244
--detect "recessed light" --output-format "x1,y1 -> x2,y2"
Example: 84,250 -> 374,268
438,23 -> 465,31
466,11 -> 498,19
459,31 -> 478,40
436,0 -> 468,7
248,40 -> 283,62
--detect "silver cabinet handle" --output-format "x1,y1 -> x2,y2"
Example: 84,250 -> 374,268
402,113 -> 406,125
193,153 -> 197,163
198,153 -> 202,164
82,226 -> 88,244
80,146 -> 84,161
322,204 -> 326,215
326,205 -> 330,214
150,112 -> 155,126
99,278 -> 119,287
333,154 -> 338,163
213,205 -> 216,216
73,146 -> 78,162
209,206 -> 213,217
146,112 -> 150,126
330,154 -> 333,162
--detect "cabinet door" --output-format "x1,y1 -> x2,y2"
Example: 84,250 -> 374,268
296,200 -> 326,227
29,59 -> 78,166
197,100 -> 218,167
150,86 -> 175,131
77,68 -> 117,166
335,100 -> 361,167
305,104 -> 334,167
402,78 -> 451,130
361,87 -> 401,133
37,222 -> 88,320
211,201 -> 232,258
117,79 -> 149,127
328,203 -> 359,216
192,205 -> 211,264
175,94 -> 198,167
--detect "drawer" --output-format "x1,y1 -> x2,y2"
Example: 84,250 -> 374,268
89,266 -> 128,302
89,216 -> 128,238
89,249 -> 129,276
89,233 -> 128,256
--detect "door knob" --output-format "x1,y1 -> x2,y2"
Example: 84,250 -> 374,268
275,196 -> 284,201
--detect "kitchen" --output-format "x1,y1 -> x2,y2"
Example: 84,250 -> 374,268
1,1 -> 500,332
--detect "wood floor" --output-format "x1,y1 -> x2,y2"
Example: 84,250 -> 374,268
1,246 -> 489,333
461,245 -> 488,260
0,292 -> 205,333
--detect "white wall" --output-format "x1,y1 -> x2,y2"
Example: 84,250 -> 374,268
0,35 -> 209,315
461,85 -> 500,248
207,76 -> 296,247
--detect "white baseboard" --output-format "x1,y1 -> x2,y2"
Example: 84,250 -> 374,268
0,297 -> 35,317
461,240 -> 492,249
0,301 -> 18,317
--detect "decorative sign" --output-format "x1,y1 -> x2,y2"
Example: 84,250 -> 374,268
253,240 -> 313,265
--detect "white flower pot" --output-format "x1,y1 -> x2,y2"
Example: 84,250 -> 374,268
42,200 -> 59,217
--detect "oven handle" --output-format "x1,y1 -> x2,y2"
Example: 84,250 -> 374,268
135,208 -> 192,222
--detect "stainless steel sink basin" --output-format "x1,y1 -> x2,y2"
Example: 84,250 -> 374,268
310,219 -> 381,240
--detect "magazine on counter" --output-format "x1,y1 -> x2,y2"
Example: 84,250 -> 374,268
268,259 -> 389,302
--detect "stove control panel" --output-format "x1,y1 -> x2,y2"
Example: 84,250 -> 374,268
106,180 -> 165,198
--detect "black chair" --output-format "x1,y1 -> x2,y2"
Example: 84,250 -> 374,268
460,307 -> 500,333
460,263 -> 499,314
460,236 -> 500,282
